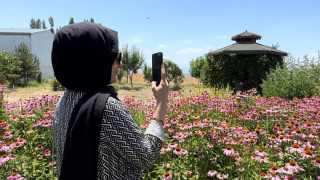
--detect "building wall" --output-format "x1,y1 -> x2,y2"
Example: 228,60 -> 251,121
30,31 -> 54,78
0,34 -> 31,54
0,30 -> 54,78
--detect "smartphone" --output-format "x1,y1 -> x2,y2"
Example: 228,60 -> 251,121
152,52 -> 163,86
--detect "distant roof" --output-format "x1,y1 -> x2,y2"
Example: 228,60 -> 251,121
209,30 -> 287,56
0,28 -> 51,35
232,30 -> 261,41
209,43 -> 288,56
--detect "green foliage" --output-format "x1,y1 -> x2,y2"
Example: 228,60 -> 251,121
142,63 -> 152,83
0,50 -> 21,87
69,17 -> 75,24
42,20 -> 47,29
48,16 -> 55,34
261,53 -> 320,99
117,68 -> 126,84
189,56 -> 209,85
15,43 -> 42,86
121,44 -> 145,88
111,83 -> 120,91
50,77 -> 66,91
164,59 -> 184,84
206,53 -> 284,93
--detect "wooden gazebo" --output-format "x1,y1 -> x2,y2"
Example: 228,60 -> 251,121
207,30 -> 287,93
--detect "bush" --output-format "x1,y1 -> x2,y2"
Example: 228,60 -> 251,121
111,83 -> 120,91
261,53 -> 320,99
50,77 -> 66,91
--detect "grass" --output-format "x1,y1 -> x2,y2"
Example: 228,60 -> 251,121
4,74 -> 201,103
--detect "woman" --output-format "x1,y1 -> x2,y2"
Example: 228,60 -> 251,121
52,22 -> 168,180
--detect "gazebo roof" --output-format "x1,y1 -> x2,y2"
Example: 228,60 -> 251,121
231,30 -> 261,41
209,30 -> 287,56
209,43 -> 288,56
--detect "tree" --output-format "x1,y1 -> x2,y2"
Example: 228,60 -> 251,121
42,20 -> 47,29
14,43 -> 41,86
121,44 -> 130,83
189,56 -> 209,86
0,50 -> 21,87
164,59 -> 184,84
117,68 -> 125,84
35,19 -> 42,29
90,18 -> 94,23
206,53 -> 284,93
48,16 -> 55,34
69,17 -> 75,24
29,18 -> 37,29
121,44 -> 145,87
142,63 -> 152,83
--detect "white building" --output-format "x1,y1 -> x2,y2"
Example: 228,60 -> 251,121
0,28 -> 54,78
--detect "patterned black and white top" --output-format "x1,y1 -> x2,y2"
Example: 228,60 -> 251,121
54,90 -> 165,179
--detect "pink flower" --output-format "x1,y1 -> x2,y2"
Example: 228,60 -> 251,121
26,129 -> 34,134
207,143 -> 214,148
313,158 -> 320,168
167,128 -> 175,133
279,167 -> 293,175
184,171 -> 192,175
289,144 -> 303,154
42,120 -> 51,127
283,176 -> 297,180
140,123 -> 149,128
16,138 -> 26,145
255,156 -> 269,163
36,144 -> 44,150
168,142 -> 177,149
44,149 -> 51,156
7,172 -> 24,180
223,145 -> 237,157
49,161 -> 56,167
285,160 -> 304,173
173,147 -> 187,155
163,172 -> 172,180
161,145 -> 171,151
238,167 -> 245,172
207,170 -> 217,177
3,133 -> 13,139
162,163 -> 170,167
255,148 -> 268,156
265,173 -> 281,180
216,173 -> 228,179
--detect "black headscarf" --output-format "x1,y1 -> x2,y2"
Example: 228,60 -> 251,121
51,21 -> 119,92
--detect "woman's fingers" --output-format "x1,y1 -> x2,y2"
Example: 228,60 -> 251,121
160,63 -> 168,85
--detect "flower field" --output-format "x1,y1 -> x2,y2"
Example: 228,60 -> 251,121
0,84 -> 320,179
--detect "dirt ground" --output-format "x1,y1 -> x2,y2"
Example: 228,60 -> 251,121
4,73 -> 198,103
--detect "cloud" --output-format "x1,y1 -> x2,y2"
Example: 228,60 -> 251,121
175,48 -> 205,55
183,40 -> 193,44
216,35 -> 228,39
133,37 -> 142,43
158,44 -> 168,48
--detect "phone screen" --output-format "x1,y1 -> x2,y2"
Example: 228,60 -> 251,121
152,52 -> 163,86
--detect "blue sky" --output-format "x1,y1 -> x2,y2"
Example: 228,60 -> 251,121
1,0 -> 319,74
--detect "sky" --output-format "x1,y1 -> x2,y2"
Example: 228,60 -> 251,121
1,0 -> 319,74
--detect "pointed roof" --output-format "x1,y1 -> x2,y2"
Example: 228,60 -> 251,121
209,30 -> 287,56
232,30 -> 261,41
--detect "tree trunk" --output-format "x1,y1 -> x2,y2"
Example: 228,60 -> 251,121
129,74 -> 133,88
126,70 -> 129,83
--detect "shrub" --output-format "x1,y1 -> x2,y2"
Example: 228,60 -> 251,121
261,53 -> 320,99
111,83 -> 120,91
50,77 -> 66,91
